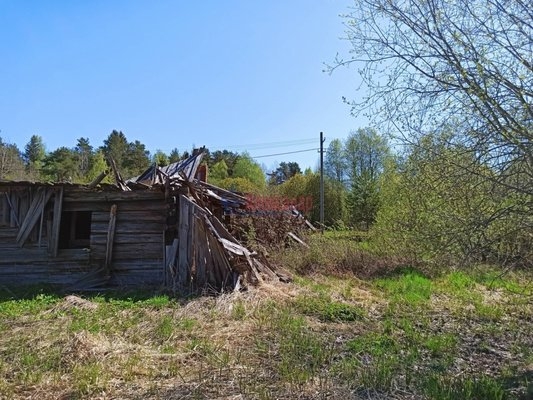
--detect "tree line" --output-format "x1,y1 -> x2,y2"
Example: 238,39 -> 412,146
0,126 -> 391,228
325,0 -> 533,268
0,129 -> 308,190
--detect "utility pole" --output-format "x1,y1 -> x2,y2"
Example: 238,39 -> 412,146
320,131 -> 325,233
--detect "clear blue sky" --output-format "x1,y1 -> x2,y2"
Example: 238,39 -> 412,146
0,0 -> 365,172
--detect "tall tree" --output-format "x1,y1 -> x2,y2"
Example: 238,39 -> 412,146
74,137 -> 93,177
269,162 -> 302,185
168,148 -> 181,164
0,138 -> 25,180
324,138 -> 345,183
209,150 -> 239,174
209,160 -> 229,185
86,150 -> 112,184
152,150 -> 169,167
23,135 -> 45,178
232,153 -> 266,190
42,147 -> 77,182
101,130 -> 129,171
334,0 -> 533,196
344,128 -> 390,228
124,140 -> 151,177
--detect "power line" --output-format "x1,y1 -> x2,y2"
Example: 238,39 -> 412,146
210,138 -> 317,151
251,148 -> 318,159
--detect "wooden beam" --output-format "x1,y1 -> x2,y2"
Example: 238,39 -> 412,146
104,204 -> 117,274
0,192 -> 8,226
16,188 -> 53,247
165,238 -> 179,288
6,192 -> 20,228
38,190 -> 46,248
177,195 -> 191,288
50,187 -> 64,257
88,171 -> 108,189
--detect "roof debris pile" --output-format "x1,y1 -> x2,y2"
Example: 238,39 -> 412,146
125,149 -> 291,294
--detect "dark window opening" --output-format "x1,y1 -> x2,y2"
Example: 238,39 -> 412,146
58,211 -> 92,249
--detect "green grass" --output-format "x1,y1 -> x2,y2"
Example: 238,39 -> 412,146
0,263 -> 532,399
374,269 -> 432,306
293,292 -> 366,322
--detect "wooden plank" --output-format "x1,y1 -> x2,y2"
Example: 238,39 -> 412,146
1,194 -> 8,226
287,232 -> 310,248
0,227 -> 18,239
50,187 -> 64,257
15,187 -> 42,245
88,171 -> 108,189
177,195 -> 191,287
63,190 -> 164,203
91,244 -> 162,260
90,211 -> 164,223
104,204 -> 117,273
7,192 -> 20,228
108,260 -> 164,271
187,196 -> 196,290
90,233 -> 163,245
0,248 -> 90,264
195,216 -> 207,286
63,200 -> 165,212
16,188 -> 53,247
165,238 -> 179,287
18,190 -> 30,227
91,220 -> 165,233
38,189 -> 47,248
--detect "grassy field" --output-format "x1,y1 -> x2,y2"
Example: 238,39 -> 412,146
1,235 -> 533,399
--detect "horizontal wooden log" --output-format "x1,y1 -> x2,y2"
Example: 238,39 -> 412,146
90,233 -> 162,245
0,228 -> 18,239
63,200 -> 166,212
0,248 -> 90,264
91,210 -> 165,223
91,221 -> 165,233
63,190 -> 165,203
91,243 -> 164,263
108,271 -> 164,287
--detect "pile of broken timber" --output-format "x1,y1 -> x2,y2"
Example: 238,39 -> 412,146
165,194 -> 290,295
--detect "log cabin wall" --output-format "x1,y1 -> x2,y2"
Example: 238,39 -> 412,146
0,185 -> 91,287
0,184 -> 167,289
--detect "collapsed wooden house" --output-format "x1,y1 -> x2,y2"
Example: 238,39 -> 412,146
0,150 -> 284,293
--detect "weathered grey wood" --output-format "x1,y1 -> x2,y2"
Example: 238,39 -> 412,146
195,218 -> 207,286
91,243 -> 162,260
178,195 -> 191,287
104,204 -> 117,273
50,187 -> 64,257
63,200 -> 165,212
6,193 -> 19,228
0,227 -> 18,239
1,194 -> 8,226
287,232 -> 310,248
19,190 -> 30,226
63,190 -> 162,203
91,220 -> 165,234
0,248 -> 90,264
91,210 -> 164,223
165,238 -> 179,287
16,188 -> 53,247
88,171 -> 108,189
38,190 -> 46,248
90,232 -> 162,245
15,187 -> 42,244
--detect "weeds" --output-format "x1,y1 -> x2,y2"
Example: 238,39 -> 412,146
293,293 -> 365,322
0,254 -> 532,399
